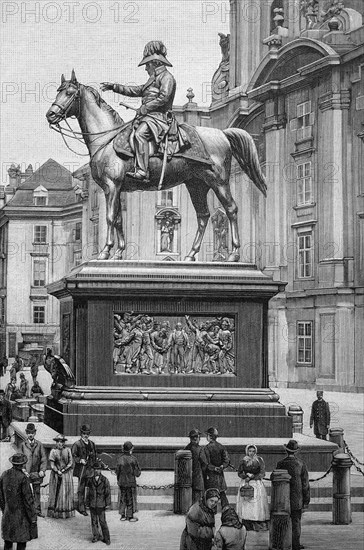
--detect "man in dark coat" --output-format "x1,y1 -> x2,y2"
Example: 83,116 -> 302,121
0,389 -> 12,441
72,423 -> 97,515
184,428 -> 206,503
310,390 -> 331,440
86,460 -> 111,545
19,423 -> 47,517
0,453 -> 37,550
276,439 -> 310,550
0,355 -> 8,377
201,427 -> 230,508
101,41 -> 179,182
116,441 -> 141,522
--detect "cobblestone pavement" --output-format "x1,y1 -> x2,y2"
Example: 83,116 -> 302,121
18,510 -> 363,550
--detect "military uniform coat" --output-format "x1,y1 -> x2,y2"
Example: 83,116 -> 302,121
20,439 -> 47,483
71,438 -> 97,479
276,455 -> 310,511
310,399 -> 330,437
201,441 -> 230,492
0,467 -> 37,543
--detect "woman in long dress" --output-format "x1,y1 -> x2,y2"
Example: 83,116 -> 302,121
236,444 -> 270,531
47,434 -> 75,518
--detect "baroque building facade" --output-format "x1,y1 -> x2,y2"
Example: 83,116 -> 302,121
0,160 -> 82,362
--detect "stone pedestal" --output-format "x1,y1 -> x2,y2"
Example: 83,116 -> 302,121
46,261 -> 291,438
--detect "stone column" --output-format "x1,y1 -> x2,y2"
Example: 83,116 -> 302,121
332,453 -> 353,525
288,404 -> 304,433
269,469 -> 292,550
173,450 -> 192,514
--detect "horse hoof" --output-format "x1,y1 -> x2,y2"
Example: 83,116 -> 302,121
111,250 -> 124,261
227,253 -> 240,262
97,251 -> 110,260
184,256 -> 196,262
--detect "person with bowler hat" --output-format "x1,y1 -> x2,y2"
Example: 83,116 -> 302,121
72,423 -> 97,515
184,428 -> 206,503
19,423 -> 47,517
310,390 -> 331,440
0,453 -> 37,550
275,440 -> 310,550
116,441 -> 141,522
86,459 -> 111,545
201,427 -> 230,508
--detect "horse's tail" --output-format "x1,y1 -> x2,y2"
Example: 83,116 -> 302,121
223,128 -> 267,196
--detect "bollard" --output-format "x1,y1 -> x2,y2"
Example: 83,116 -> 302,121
173,450 -> 192,514
329,427 -> 345,452
332,453 -> 353,525
288,404 -> 304,434
269,469 -> 292,550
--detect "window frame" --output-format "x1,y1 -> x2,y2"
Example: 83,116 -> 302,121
297,101 -> 312,141
296,161 -> 313,206
296,320 -> 314,366
33,305 -> 45,324
297,229 -> 313,279
34,225 -> 47,244
33,258 -> 47,287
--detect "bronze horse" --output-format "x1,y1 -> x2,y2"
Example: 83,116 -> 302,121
46,71 -> 267,261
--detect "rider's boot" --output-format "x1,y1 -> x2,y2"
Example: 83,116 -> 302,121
126,139 -> 149,182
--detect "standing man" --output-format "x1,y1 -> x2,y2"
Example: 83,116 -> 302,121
101,41 -> 177,183
19,373 -> 30,398
184,428 -> 206,503
0,453 -> 37,550
0,355 -> 8,377
72,423 -> 97,516
116,441 -> 141,522
86,460 -> 111,545
201,427 -> 230,508
276,439 -> 310,550
19,423 -> 47,518
0,389 -> 12,441
29,355 -> 39,385
310,390 -> 331,440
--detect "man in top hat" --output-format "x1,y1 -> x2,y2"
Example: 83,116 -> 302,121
101,41 -> 177,182
72,423 -> 97,516
201,427 -> 230,508
0,453 -> 37,550
0,388 -> 12,441
86,459 -> 111,545
310,390 -> 331,440
19,423 -> 47,517
276,439 -> 310,550
184,428 -> 206,503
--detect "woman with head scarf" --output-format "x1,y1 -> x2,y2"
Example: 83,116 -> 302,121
180,488 -> 220,550
236,444 -> 269,531
47,434 -> 75,518
214,506 -> 247,549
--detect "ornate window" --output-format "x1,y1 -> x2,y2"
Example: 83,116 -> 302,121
155,209 -> 181,256
212,209 -> 229,261
297,230 -> 313,278
297,162 -> 313,205
33,305 -> 45,324
34,225 -> 47,244
297,321 -> 313,365
33,185 -> 48,206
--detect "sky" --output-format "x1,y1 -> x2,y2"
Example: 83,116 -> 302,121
0,0 -> 230,184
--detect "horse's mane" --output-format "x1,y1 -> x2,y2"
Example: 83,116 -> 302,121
85,85 -> 123,125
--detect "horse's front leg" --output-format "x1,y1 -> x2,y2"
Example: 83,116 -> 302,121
184,184 -> 210,261
111,196 -> 125,260
97,182 -> 118,260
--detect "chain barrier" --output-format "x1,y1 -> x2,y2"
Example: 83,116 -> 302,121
344,440 -> 364,476
137,483 -> 175,490
308,466 -> 332,482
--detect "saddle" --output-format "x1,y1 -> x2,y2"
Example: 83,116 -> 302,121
113,121 -> 213,166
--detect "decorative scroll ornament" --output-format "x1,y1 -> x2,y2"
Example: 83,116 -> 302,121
211,33 -> 230,102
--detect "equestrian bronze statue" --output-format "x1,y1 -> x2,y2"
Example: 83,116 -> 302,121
46,41 -> 267,262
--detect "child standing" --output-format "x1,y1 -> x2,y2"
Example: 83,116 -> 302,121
116,441 -> 141,522
86,460 -> 111,545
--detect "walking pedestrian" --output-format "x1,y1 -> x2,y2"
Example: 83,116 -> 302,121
184,428 -> 206,503
275,439 -> 310,550
19,373 -> 30,398
116,441 -> 141,522
201,427 -> 230,508
47,434 -> 75,519
0,452 -> 38,550
214,505 -> 247,550
19,423 -> 47,517
86,460 -> 111,545
310,390 -> 330,440
180,488 -> 220,550
0,389 -> 12,441
72,423 -> 97,516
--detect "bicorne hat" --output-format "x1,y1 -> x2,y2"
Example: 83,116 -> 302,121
284,439 -> 300,453
138,41 -> 172,67
9,453 -> 28,465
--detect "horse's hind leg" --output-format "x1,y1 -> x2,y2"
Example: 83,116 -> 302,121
184,183 -> 210,261
213,184 -> 241,262
97,179 -> 118,260
111,198 -> 125,260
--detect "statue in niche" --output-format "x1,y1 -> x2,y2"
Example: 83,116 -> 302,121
159,213 -> 176,253
211,33 -> 230,102
166,322 -> 190,374
212,210 -> 229,261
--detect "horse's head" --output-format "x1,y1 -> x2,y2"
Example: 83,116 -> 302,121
46,69 -> 81,124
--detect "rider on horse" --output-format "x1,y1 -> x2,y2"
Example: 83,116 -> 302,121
101,41 -> 179,183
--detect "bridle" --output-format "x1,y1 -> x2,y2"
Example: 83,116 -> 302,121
49,82 -> 128,158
